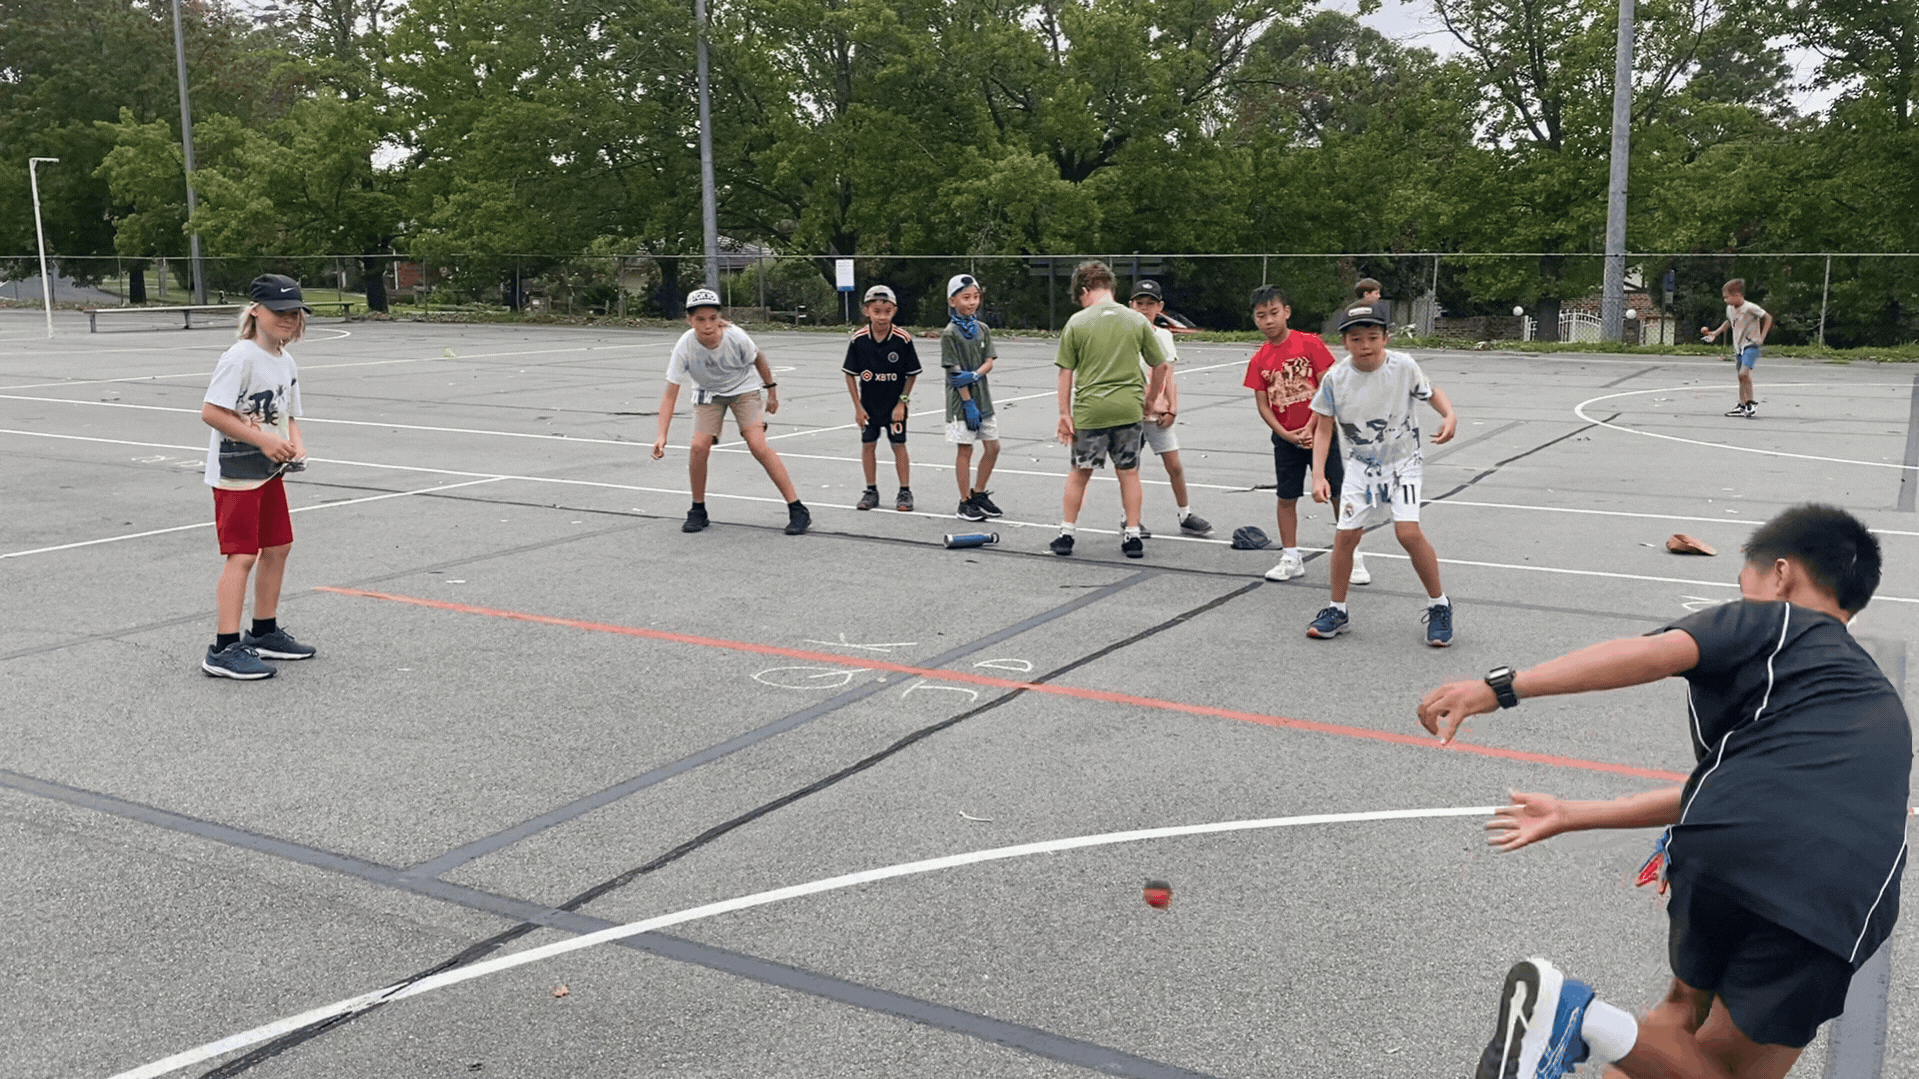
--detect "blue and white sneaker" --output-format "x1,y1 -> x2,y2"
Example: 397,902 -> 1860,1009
203,642 -> 277,680
1423,602 -> 1454,647
1475,958 -> 1592,1079
241,626 -> 316,660
1306,606 -> 1349,638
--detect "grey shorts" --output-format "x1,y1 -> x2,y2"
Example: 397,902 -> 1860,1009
1142,416 -> 1178,455
1071,422 -> 1144,471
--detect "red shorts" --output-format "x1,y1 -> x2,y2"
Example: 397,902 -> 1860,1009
213,475 -> 294,555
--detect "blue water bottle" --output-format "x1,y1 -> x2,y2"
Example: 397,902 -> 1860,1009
943,532 -> 999,549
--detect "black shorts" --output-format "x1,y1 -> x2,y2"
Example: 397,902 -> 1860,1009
1667,881 -> 1855,1049
860,408 -> 908,445
1271,432 -> 1342,501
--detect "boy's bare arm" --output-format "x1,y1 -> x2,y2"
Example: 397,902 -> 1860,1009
1759,311 -> 1774,341
844,372 -> 867,426
1701,318 -> 1729,339
1253,393 -> 1293,440
1487,786 -> 1685,853
896,374 -> 918,421
1309,414 -> 1335,501
202,403 -> 296,460
754,351 -> 780,414
1426,386 -> 1457,444
651,382 -> 681,459
1056,366 -> 1076,444
287,416 -> 305,458
1145,362 -> 1171,413
1417,630 -> 1701,744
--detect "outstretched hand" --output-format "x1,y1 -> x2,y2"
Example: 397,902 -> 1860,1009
1485,793 -> 1569,852
1416,678 -> 1498,744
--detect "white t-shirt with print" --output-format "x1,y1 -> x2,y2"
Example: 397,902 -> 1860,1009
1308,349 -> 1434,477
1725,301 -> 1769,352
666,325 -> 763,403
203,339 -> 302,490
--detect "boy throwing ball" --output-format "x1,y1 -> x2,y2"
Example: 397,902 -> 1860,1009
1701,278 -> 1771,418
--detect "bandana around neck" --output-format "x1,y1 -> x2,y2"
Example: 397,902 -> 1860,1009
949,308 -> 979,340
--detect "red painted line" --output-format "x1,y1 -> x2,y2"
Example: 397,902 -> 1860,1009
315,585 -> 1691,783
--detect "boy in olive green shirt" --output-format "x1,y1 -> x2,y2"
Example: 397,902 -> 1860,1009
1052,260 -> 1170,559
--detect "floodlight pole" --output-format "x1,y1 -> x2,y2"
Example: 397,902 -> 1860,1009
695,0 -> 720,290
1600,0 -> 1634,342
29,157 -> 59,338
171,0 -> 207,305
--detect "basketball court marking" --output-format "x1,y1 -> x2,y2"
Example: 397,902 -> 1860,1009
109,805 -> 1500,1079
1576,383 -> 1919,470
314,584 -> 1691,783
0,326 -> 354,361
1436,499 -> 1919,539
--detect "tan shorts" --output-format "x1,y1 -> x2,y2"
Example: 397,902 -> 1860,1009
692,391 -> 765,440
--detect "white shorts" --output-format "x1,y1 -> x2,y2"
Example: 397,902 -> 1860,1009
1142,417 -> 1178,455
946,416 -> 1001,444
1336,460 -> 1422,530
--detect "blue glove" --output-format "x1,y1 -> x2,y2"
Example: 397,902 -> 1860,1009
961,399 -> 981,431
947,370 -> 978,389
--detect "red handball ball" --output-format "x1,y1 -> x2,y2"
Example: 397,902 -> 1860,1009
1142,879 -> 1172,909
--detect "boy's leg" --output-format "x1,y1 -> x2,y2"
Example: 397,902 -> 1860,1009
1329,529 -> 1361,603
1061,467 -> 1093,524
974,437 -> 1000,495
1117,467 -> 1143,528
1275,498 -> 1298,548
688,436 -> 713,501
891,442 -> 910,487
955,443 -> 973,500
1602,983 -> 1799,1079
217,553 -> 259,634
1160,449 -> 1191,508
1737,367 -> 1754,406
739,424 -> 800,502
861,439 -> 878,486
1395,521 -> 1445,599
252,542 -> 292,621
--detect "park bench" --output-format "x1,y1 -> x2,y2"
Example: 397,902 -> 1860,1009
86,300 -> 356,332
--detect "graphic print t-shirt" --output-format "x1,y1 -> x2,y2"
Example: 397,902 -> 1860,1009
667,325 -> 763,402
203,339 -> 302,490
1661,600 -> 1910,968
842,326 -> 922,411
1726,301 -> 1769,353
1308,349 -> 1432,474
1242,331 -> 1337,432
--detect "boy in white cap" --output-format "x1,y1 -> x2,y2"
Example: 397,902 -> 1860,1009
1126,279 -> 1212,537
651,288 -> 810,535
942,273 -> 1003,521
841,285 -> 921,511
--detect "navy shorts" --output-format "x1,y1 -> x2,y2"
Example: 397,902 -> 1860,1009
1667,880 -> 1855,1049
860,407 -> 907,445
1271,432 -> 1342,501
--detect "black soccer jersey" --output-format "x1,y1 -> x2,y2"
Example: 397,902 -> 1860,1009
842,326 -> 922,409
1662,599 -> 1911,969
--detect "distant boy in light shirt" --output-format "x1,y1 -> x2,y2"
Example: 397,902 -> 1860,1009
1701,278 -> 1771,419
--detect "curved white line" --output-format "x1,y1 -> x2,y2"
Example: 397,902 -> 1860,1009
110,805 -> 1495,1079
1574,383 -> 1919,471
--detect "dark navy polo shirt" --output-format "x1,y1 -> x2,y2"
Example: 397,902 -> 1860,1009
842,326 -> 922,409
1664,600 -> 1911,969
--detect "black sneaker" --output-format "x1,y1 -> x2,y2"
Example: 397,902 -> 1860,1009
970,490 -> 1004,517
957,498 -> 988,522
682,505 -> 709,532
856,487 -> 880,511
785,503 -> 811,535
895,487 -> 914,512
1178,513 -> 1214,536
203,642 -> 276,680
1049,533 -> 1075,556
242,626 -> 315,661
1724,403 -> 1750,417
1121,534 -> 1144,559
1744,403 -> 1758,419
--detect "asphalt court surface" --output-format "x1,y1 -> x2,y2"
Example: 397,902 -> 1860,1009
3,308 -> 1917,1077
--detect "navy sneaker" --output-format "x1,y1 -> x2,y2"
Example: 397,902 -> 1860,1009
785,503 -> 811,535
1049,533 -> 1075,556
1475,958 -> 1592,1079
895,487 -> 914,512
1306,606 -> 1349,638
971,490 -> 1004,517
682,504 -> 709,532
203,642 -> 276,680
856,487 -> 880,511
241,626 -> 315,660
957,498 -> 988,522
1121,534 -> 1144,559
1424,602 -> 1455,647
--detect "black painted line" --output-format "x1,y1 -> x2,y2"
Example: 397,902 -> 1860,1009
1823,637 -> 1904,1079
402,569 -> 1160,880
1424,413 -> 1620,504
1896,376 -> 1919,512
1598,364 -> 1662,388
1422,418 -> 1526,465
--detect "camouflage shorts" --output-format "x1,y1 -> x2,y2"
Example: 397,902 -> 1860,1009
1070,422 -> 1144,471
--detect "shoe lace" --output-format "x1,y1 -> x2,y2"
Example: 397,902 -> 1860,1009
1423,604 -> 1452,630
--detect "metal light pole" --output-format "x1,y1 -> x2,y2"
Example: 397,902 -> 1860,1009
1600,0 -> 1635,342
694,0 -> 720,290
28,157 -> 59,338
171,0 -> 207,304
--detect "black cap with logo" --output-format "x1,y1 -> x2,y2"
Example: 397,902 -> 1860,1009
249,274 -> 312,313
1337,299 -> 1390,332
1130,279 -> 1165,301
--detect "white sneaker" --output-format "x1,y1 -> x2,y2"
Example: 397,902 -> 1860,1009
1265,553 -> 1306,581
1349,553 -> 1371,585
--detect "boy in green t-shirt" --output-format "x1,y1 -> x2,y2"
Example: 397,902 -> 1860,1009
1051,260 -> 1170,559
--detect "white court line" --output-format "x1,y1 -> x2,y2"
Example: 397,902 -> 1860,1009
1575,383 -> 1919,471
1436,498 -> 1919,539
109,804 -> 1496,1079
10,427 -> 1919,604
0,327 -> 354,359
0,478 -> 506,559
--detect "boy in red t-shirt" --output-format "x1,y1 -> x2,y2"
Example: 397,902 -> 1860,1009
1241,285 -> 1366,585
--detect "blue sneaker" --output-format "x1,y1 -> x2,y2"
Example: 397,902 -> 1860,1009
202,642 -> 277,680
241,626 -> 316,661
1306,606 -> 1349,638
1423,602 -> 1454,647
1476,958 -> 1591,1079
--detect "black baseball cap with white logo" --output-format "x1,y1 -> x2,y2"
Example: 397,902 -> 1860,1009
1130,279 -> 1164,301
1337,299 -> 1390,332
684,287 -> 723,312
249,274 -> 312,313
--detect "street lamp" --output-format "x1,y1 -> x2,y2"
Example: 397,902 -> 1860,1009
28,156 -> 59,338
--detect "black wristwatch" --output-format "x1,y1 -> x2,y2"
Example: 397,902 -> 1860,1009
1486,666 -> 1519,709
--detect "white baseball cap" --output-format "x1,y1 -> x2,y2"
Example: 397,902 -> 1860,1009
684,288 -> 722,312
863,285 -> 897,303
947,273 -> 981,298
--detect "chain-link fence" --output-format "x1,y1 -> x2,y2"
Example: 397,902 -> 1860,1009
6,251 -> 1916,348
